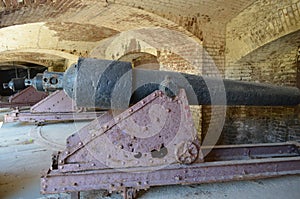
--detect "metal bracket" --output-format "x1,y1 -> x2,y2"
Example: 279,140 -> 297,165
40,89 -> 300,199
0,86 -> 48,108
4,90 -> 103,123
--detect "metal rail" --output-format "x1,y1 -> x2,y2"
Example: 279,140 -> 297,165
41,142 -> 300,199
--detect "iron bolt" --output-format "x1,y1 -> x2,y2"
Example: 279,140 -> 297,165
131,136 -> 136,140
175,176 -> 182,181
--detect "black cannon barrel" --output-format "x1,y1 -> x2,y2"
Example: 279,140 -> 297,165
16,58 -> 300,109
4,78 -> 27,91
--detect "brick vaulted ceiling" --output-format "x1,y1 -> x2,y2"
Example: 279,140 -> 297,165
0,0 -> 255,26
2,0 -> 298,77
0,0 -> 258,72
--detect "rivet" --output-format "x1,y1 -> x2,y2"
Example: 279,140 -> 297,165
175,176 -> 181,181
119,145 -> 124,149
141,100 -> 145,105
107,154 -> 111,159
78,142 -> 83,146
122,161 -> 126,165
91,163 -> 96,166
59,166 -> 64,169
131,135 -> 136,140
129,108 -> 133,113
63,187 -> 67,191
43,185 -> 47,188
137,181 -> 141,185
53,188 -> 57,191
92,133 -> 96,137
77,164 -> 80,167
144,181 -> 149,185
59,160 -> 63,163
65,151 -> 69,155
166,108 -> 171,113
153,93 -> 157,97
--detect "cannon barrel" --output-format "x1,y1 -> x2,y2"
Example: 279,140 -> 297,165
8,58 -> 300,109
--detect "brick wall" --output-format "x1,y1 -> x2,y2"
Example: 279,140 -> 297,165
224,0 -> 300,145
226,0 -> 300,63
220,106 -> 300,144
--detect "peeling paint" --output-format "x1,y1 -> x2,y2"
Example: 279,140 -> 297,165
46,22 -> 119,42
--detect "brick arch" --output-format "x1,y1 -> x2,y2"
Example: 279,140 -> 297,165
225,29 -> 300,86
0,22 -> 119,58
89,27 -> 220,76
0,49 -> 78,71
226,0 -> 300,64
0,1 -> 203,68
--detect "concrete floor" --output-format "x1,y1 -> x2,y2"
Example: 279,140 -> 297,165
0,108 -> 300,199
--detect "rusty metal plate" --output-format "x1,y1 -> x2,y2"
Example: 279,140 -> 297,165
30,90 -> 77,113
57,89 -> 201,171
39,89 -> 300,199
0,86 -> 47,108
9,86 -> 48,104
41,142 -> 300,199
4,111 -> 104,123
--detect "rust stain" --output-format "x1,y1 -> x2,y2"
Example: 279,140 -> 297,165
123,13 -> 156,23
46,22 -> 119,42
